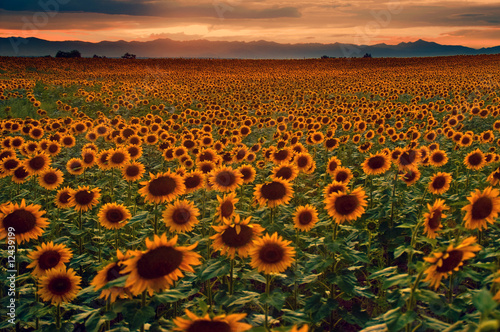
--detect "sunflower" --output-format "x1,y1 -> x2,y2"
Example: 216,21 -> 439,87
487,167 -> 500,186
362,153 -> 391,176
323,181 -> 348,199
55,187 -> 74,209
428,149 -> 448,167
401,168 -> 421,186
332,166 -> 353,184
96,150 -> 112,170
121,162 -> 145,182
293,205 -> 319,232
91,249 -> 132,302
325,187 -> 367,224
250,232 -> 295,274
12,165 -> 31,184
238,164 -> 256,184
60,135 -> 76,148
38,267 -> 81,305
211,215 -> 264,259
215,193 -> 239,222
46,141 -> 61,156
271,162 -> 299,182
122,234 -> 201,296
294,153 -> 315,173
428,172 -> 452,195
183,170 -> 206,194
81,149 -> 96,168
1,156 -> 21,175
464,149 -> 485,170
396,148 -> 420,171
271,147 -> 293,164
24,153 -> 51,176
69,186 -> 101,212
173,309 -> 252,332
38,168 -> 64,190
163,199 -> 200,233
27,242 -> 73,276
139,171 -> 185,204
462,186 -> 500,231
423,237 -> 480,290
66,158 -> 85,176
253,178 -> 294,208
108,148 -> 130,168
208,166 -> 243,192
423,199 -> 449,239
326,156 -> 342,175
98,203 -> 131,230
0,199 -> 48,244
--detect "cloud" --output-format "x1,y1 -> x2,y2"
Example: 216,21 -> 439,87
0,0 -> 300,19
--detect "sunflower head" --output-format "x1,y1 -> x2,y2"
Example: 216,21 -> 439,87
173,309 -> 252,332
27,242 -> 73,276
163,199 -> 200,233
249,232 -> 295,275
0,199 -> 49,244
38,267 -> 82,305
462,187 -> 500,231
325,187 -> 367,224
253,178 -> 294,208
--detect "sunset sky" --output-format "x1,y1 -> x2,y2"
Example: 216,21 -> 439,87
1,0 -> 500,48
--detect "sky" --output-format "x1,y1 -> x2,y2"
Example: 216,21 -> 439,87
1,0 -> 500,48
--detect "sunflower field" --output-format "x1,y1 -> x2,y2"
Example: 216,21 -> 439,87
0,54 -> 500,331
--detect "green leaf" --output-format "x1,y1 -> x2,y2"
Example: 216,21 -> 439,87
128,306 -> 156,331
228,291 -> 260,306
421,315 -> 451,330
101,275 -> 128,290
153,288 -> 193,304
260,289 -> 287,310
199,259 -> 231,281
383,274 -> 410,288
473,288 -> 497,313
369,266 -> 398,279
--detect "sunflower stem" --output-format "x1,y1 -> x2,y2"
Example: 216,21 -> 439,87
127,181 -> 132,206
78,210 -> 83,255
390,168 -> 399,228
115,229 -> 119,249
264,274 -> 271,330
110,168 -> 115,199
448,272 -> 454,303
405,269 -> 424,332
56,303 -> 61,329
153,203 -> 158,235
140,291 -> 147,332
98,222 -> 102,263
229,258 -> 234,295
332,222 -> 339,241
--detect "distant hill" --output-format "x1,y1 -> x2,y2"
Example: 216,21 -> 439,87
1,37 -> 500,59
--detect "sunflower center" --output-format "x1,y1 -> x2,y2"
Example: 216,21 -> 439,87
29,156 -> 46,170
136,246 -> 183,280
48,145 -> 59,153
148,176 -> 177,197
403,171 -> 416,182
186,320 -> 231,332
260,181 -> 286,200
48,276 -> 72,295
297,156 -> 308,168
335,171 -> 349,183
14,166 -> 29,179
215,171 -> 236,187
275,167 -> 292,180
367,156 -> 385,169
58,191 -> 71,204
69,161 -> 82,171
185,175 -> 201,189
471,196 -> 493,220
4,159 -> 19,170
328,161 -> 339,172
2,209 -> 36,234
334,194 -> 359,216
239,168 -> 252,180
328,185 -> 344,195
399,150 -> 416,166
468,153 -> 483,166
38,250 -> 61,270
106,209 -> 124,223
126,165 -> 140,177
106,263 -> 123,282
259,243 -> 284,264
128,147 -> 139,158
172,208 -> 191,224
432,176 -> 446,189
74,190 -> 94,206
221,225 -> 253,247
298,211 -> 313,225
274,150 -> 289,161
43,172 -> 58,184
436,250 -> 464,273
83,153 -> 94,164
111,153 -> 125,164
220,201 -> 234,218
428,210 -> 442,230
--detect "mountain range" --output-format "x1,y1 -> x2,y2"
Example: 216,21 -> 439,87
1,37 -> 500,59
